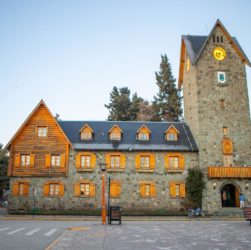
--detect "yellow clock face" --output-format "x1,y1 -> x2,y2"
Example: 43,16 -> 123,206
213,47 -> 226,61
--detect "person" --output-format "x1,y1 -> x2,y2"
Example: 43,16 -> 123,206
239,192 -> 245,208
222,190 -> 227,206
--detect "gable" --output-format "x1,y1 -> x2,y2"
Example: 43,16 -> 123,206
6,100 -> 72,150
178,19 -> 251,88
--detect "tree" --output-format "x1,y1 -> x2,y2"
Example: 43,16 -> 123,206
130,93 -> 143,121
152,54 -> 183,121
105,87 -> 132,121
0,144 -> 9,198
185,168 -> 205,207
136,100 -> 155,121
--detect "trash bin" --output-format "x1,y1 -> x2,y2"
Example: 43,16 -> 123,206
109,206 -> 122,225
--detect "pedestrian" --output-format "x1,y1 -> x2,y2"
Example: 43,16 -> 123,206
239,192 -> 245,208
222,190 -> 227,206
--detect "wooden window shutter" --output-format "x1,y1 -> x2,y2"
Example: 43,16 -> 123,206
90,183 -> 96,197
120,154 -> 126,169
43,183 -> 50,196
76,153 -> 81,169
179,155 -> 185,170
23,183 -> 29,196
169,183 -> 176,198
116,183 -> 121,197
150,183 -> 156,197
105,154 -> 111,169
90,154 -> 96,168
74,183 -> 80,196
60,154 -> 66,168
45,154 -> 51,168
180,183 -> 186,198
59,182 -> 64,196
165,155 -> 169,169
12,182 -> 19,196
135,155 -> 141,169
150,154 -> 155,169
110,183 -> 116,197
14,154 -> 20,167
30,154 -> 35,167
140,184 -> 146,198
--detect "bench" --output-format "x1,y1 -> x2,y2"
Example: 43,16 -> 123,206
243,207 -> 251,225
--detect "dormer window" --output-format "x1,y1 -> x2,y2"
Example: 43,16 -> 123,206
165,125 -> 179,141
137,125 -> 151,141
79,124 -> 93,141
109,124 -> 122,141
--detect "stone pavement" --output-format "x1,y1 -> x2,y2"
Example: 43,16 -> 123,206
48,221 -> 251,250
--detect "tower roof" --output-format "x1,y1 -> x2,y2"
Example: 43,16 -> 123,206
178,19 -> 251,88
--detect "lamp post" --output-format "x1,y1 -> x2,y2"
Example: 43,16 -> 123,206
100,162 -> 107,225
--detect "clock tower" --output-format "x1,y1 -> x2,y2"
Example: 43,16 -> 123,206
179,20 -> 251,213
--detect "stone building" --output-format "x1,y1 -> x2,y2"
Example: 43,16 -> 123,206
6,20 -> 251,215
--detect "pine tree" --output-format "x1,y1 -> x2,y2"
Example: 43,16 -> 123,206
105,87 -> 132,121
152,54 -> 183,121
130,93 -> 143,120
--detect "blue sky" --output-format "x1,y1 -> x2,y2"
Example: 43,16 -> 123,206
1,0 -> 251,146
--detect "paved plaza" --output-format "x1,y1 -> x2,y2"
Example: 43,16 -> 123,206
50,220 -> 251,250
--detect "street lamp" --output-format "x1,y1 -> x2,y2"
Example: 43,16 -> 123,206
100,162 -> 107,225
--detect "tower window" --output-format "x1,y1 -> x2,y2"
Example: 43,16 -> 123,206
220,100 -> 225,109
223,127 -> 228,137
216,36 -> 219,43
221,36 -> 223,43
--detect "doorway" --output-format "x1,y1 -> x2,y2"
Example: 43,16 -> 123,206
221,184 -> 240,207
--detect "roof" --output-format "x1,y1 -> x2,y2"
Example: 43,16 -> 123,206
178,19 -> 251,88
58,121 -> 198,152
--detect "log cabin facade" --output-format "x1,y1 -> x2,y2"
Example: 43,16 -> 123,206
6,20 -> 251,215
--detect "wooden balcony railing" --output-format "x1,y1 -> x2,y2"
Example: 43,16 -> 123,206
208,166 -> 251,179
9,166 -> 67,177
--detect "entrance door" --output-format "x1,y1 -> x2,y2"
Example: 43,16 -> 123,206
221,184 -> 239,207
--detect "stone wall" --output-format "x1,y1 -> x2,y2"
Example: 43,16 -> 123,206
8,150 -> 199,214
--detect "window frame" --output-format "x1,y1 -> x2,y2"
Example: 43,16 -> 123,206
81,155 -> 91,168
37,126 -> 48,138
51,154 -> 61,167
80,183 -> 90,197
110,155 -> 120,168
49,183 -> 59,196
140,156 -> 150,169
20,154 -> 31,167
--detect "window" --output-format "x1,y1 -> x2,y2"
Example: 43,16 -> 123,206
140,156 -> 150,168
220,99 -> 225,109
80,183 -> 90,196
105,153 -> 126,170
51,155 -> 61,167
135,153 -> 155,171
138,132 -> 148,140
169,182 -> 185,198
217,72 -> 226,84
79,124 -> 93,140
49,183 -> 59,196
223,127 -> 228,137
110,181 -> 121,198
165,153 -> 185,171
74,181 -> 95,197
165,126 -> 179,141
111,155 -> 120,168
167,133 -> 177,141
139,182 -> 156,198
109,125 -> 122,141
81,131 -> 92,140
169,156 -> 179,169
44,181 -> 64,197
110,132 -> 121,141
37,127 -> 47,137
137,125 -> 151,141
21,155 -> 30,166
12,182 -> 29,196
81,155 -> 91,168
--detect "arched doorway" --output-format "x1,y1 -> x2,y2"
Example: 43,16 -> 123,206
221,184 -> 240,207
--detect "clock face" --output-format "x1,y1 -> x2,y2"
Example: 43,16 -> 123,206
213,47 -> 226,61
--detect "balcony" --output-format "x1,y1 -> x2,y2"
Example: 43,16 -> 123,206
208,166 -> 251,179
